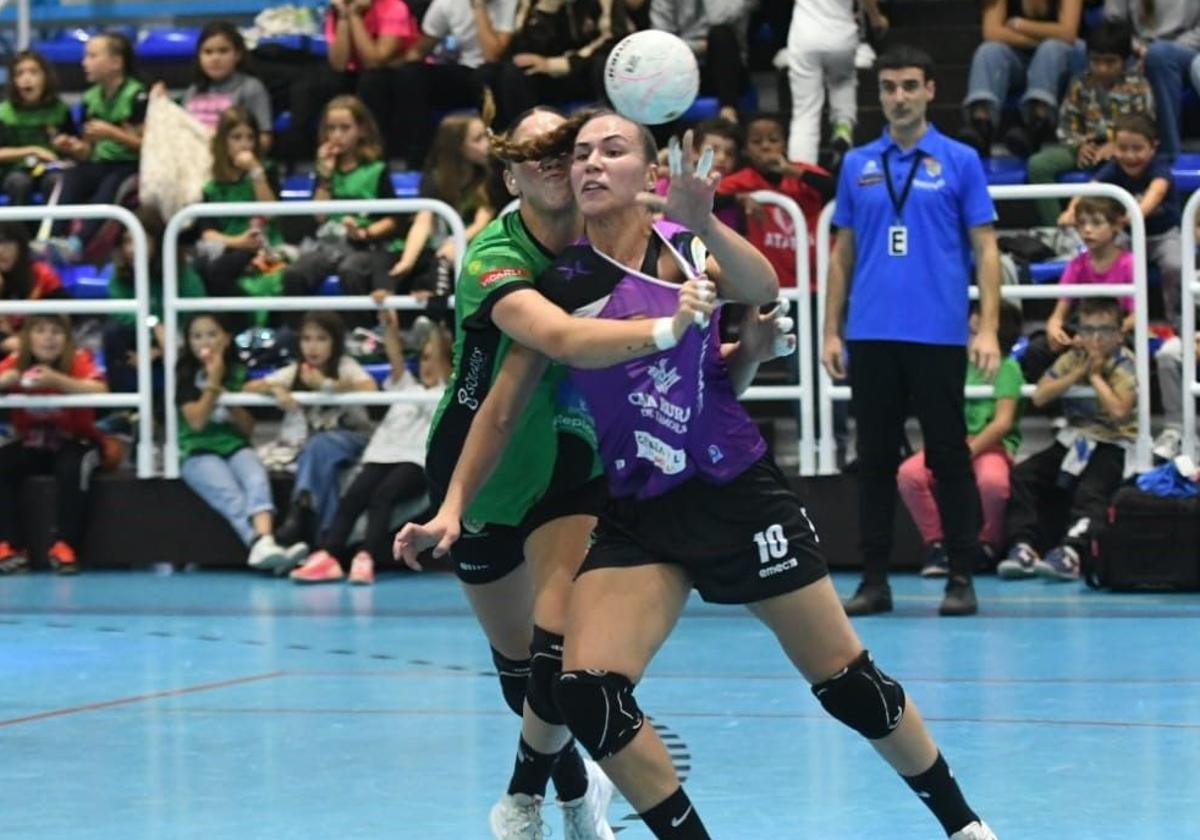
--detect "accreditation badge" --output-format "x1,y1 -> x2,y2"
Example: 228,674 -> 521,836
887,225 -> 908,256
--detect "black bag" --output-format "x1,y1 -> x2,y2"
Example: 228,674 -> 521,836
1090,486 -> 1200,591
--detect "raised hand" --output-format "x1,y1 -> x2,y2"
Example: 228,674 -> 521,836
637,131 -> 719,234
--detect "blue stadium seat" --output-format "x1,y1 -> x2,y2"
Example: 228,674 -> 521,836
317,275 -> 342,296
272,111 -> 293,134
281,173 -> 314,200
680,88 -> 760,124
363,362 -> 390,384
984,156 -> 1026,185
137,28 -> 199,61
31,29 -> 89,63
1056,169 -> 1090,184
59,264 -> 110,299
1028,261 -> 1068,284
1173,153 -> 1200,195
392,171 -> 421,198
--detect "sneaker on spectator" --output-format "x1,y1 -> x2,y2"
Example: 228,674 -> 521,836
1153,427 -> 1183,461
1035,545 -> 1081,581
977,543 -> 997,573
842,581 -> 893,616
919,541 -> 949,577
246,534 -> 288,571
939,575 -> 978,616
997,542 -> 1039,579
289,550 -> 345,584
47,540 -> 78,575
348,551 -> 375,586
854,41 -> 876,69
0,541 -> 29,574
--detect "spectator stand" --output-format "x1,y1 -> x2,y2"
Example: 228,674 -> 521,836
1179,189 -> 1200,460
814,182 -> 1154,476
160,197 -> 466,479
0,203 -> 155,475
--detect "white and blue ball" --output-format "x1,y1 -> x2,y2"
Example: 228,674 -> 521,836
604,31 -> 700,126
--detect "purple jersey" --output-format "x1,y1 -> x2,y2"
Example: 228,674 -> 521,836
537,220 -> 766,500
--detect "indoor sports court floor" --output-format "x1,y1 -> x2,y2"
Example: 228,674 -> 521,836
1,570 -> 1196,839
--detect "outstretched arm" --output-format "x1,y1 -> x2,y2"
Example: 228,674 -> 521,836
393,342 -> 548,567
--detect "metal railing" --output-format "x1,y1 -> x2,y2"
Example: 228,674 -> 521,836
816,183 -> 1153,475
161,198 -> 466,478
0,205 -> 155,476
1180,190 -> 1200,460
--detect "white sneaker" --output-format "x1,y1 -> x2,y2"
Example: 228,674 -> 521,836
490,793 -> 547,839
281,541 -> 310,573
561,757 -> 615,840
247,535 -> 287,570
951,821 -> 998,840
855,41 -> 877,69
1153,427 -> 1183,461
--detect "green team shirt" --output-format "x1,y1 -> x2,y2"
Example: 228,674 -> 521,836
964,356 -> 1024,455
426,211 -> 573,527
176,365 -> 251,459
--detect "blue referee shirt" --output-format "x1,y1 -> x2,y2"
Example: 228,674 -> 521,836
832,124 -> 996,346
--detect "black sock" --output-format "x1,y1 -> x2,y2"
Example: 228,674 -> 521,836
640,787 -> 710,839
550,740 -> 589,802
902,752 -> 980,836
506,737 -> 558,797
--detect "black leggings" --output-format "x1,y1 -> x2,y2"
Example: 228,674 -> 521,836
0,440 -> 99,548
52,161 -> 138,242
321,461 -> 429,568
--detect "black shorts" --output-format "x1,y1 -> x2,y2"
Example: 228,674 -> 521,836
580,457 -> 828,604
449,433 -> 607,585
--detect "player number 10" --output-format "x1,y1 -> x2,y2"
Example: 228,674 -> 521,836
753,524 -> 789,564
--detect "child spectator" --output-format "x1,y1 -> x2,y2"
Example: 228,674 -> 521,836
0,314 -> 109,574
1066,113 -> 1183,328
716,113 -> 833,288
1028,21 -> 1152,226
1022,196 -> 1135,381
0,50 -> 73,206
282,97 -> 398,304
656,118 -> 743,231
179,22 -> 273,151
0,221 -> 66,357
386,112 -> 494,300
290,309 -> 450,584
193,107 -> 285,320
999,297 -> 1136,582
103,206 -> 206,397
960,0 -> 1082,158
783,0 -> 888,164
898,302 -> 1025,577
244,311 -> 378,549
176,313 -> 309,571
50,33 -> 147,256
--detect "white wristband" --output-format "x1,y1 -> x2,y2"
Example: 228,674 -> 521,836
652,317 -> 678,351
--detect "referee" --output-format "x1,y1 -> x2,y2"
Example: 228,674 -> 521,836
822,45 -> 1002,617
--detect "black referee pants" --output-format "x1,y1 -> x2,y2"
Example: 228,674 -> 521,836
848,340 -> 981,582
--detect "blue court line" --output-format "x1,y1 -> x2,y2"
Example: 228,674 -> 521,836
0,671 -> 285,728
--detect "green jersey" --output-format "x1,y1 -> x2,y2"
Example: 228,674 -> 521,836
426,212 -> 572,527
176,365 -> 250,459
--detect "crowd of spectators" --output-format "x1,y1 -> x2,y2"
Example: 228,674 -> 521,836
0,0 -> 1198,578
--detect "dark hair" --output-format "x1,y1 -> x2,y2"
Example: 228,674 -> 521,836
998,300 -> 1023,356
490,106 -> 566,167
294,310 -> 346,384
1074,196 -> 1124,224
6,50 -> 61,108
176,313 -> 239,387
876,44 -> 935,82
115,205 -> 166,285
744,112 -> 787,136
0,221 -> 35,300
17,313 -> 75,374
1077,296 -> 1123,323
490,107 -> 657,165
424,112 -> 492,214
1112,112 -> 1157,143
691,117 -> 741,152
96,32 -> 139,82
210,106 -> 263,182
193,21 -> 247,90
1086,20 -> 1132,59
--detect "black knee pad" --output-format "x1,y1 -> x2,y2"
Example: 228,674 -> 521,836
811,650 -> 906,740
554,670 -> 644,760
527,626 -> 565,725
490,647 -> 531,717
